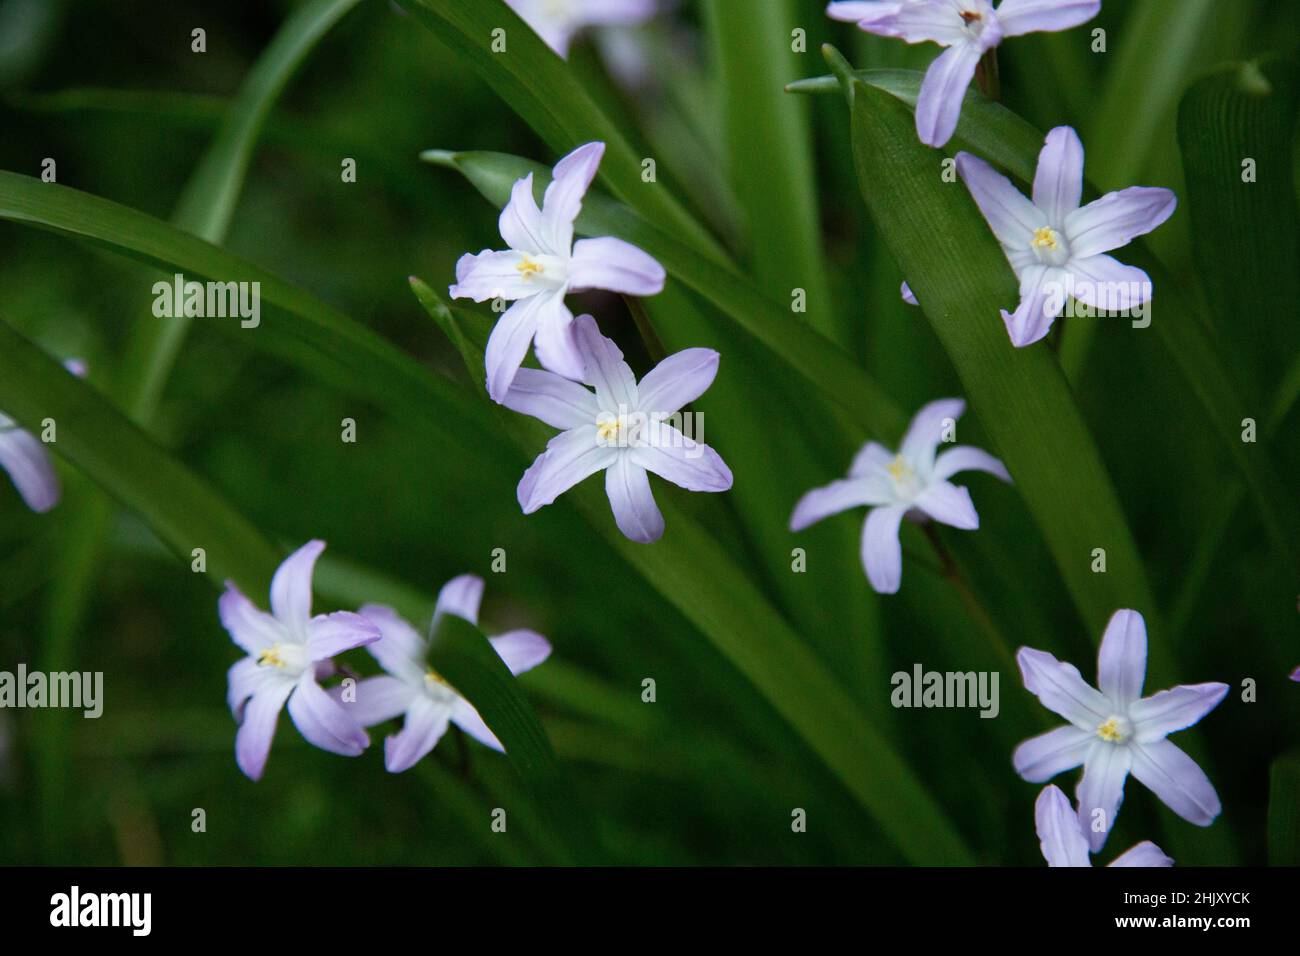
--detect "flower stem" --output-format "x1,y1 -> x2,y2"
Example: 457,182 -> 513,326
975,49 -> 1001,101
920,522 -> 1016,674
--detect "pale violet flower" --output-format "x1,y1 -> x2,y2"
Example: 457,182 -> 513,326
789,398 -> 1010,594
0,358 -> 85,513
503,313 -> 732,543
828,1 -> 1101,147
450,143 -> 665,402
1035,785 -> 1172,867
342,575 -> 551,773
221,540 -> 380,781
506,0 -> 657,59
957,126 -> 1177,347
1014,609 -> 1228,852
900,281 -> 918,306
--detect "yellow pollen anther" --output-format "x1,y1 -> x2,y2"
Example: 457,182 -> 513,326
886,455 -> 912,482
425,668 -> 451,689
597,417 -> 623,442
1096,717 -> 1125,742
1032,226 -> 1060,250
515,256 -> 544,279
257,645 -> 286,668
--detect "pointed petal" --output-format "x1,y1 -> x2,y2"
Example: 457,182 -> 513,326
861,1 -> 968,44
434,574 -> 485,627
484,291 -> 553,403
270,540 -> 324,631
900,280 -> 918,306
228,657 -> 276,720
503,367 -> 600,429
1129,738 -> 1221,827
1097,608 -> 1147,708
287,674 -> 369,756
790,477 -> 891,531
489,629 -> 552,675
449,248 -> 534,301
636,348 -> 719,418
861,505 -> 906,594
336,675 -> 417,727
1130,683 -> 1228,744
900,397 -> 966,469
305,610 -> 380,662
913,480 -> 979,529
234,678 -> 294,781
358,603 -> 427,682
572,314 -> 637,408
1066,255 -> 1152,311
541,141 -> 604,252
1076,741 -> 1132,852
1064,186 -> 1178,259
604,455 -> 664,543
956,151 -> 1046,250
1001,264 -> 1065,348
450,698 -> 505,751
0,429 -> 59,512
931,445 -> 1011,483
1108,840 -> 1174,868
569,237 -> 665,296
1013,724 -> 1093,782
532,303 -> 586,382
1035,784 -> 1091,866
219,583 -> 284,655
997,0 -> 1101,37
849,441 -> 895,478
517,426 -> 616,513
384,696 -> 452,772
915,41 -> 982,147
826,2 -> 903,24
498,172 -> 548,253
1032,126 -> 1085,224
1016,646 -> 1110,729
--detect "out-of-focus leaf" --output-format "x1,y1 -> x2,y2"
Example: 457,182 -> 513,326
421,149 -> 906,439
411,283 -> 976,865
1268,751 -> 1300,865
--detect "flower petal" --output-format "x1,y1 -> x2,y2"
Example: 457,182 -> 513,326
0,429 -> 59,512
490,629 -> 553,675
569,236 -> 665,296
1013,724 -> 1093,782
1129,738 -> 1221,827
1066,255 -> 1152,312
900,397 -> 966,470
825,1 -> 902,24
1000,264 -> 1065,348
1032,126 -> 1084,224
336,675 -> 416,727
541,141 -> 604,253
498,172 -> 549,254
1108,840 -> 1174,868
790,477 -> 891,531
503,367 -> 600,429
1035,784 -> 1091,867
306,610 -> 381,662
449,248 -> 534,302
228,657 -> 276,720
219,583 -> 284,655
861,1 -> 969,45
1096,608 -> 1147,708
531,303 -> 586,382
234,678 -> 294,781
631,426 -> 733,492
1016,646 -> 1110,729
849,441 -> 895,478
913,480 -> 979,529
1064,186 -> 1178,259
900,280 -> 918,306
484,291 -> 558,403
996,0 -> 1101,38
359,603 -> 427,682
861,504 -> 906,594
915,40 -> 982,147
573,314 -> 637,408
384,696 -> 451,773
956,151 -> 1046,250
287,673 -> 369,757
604,455 -> 664,542
270,539 -> 324,632
931,445 -> 1011,483
518,426 -> 616,513
1129,682 -> 1228,745
450,698 -> 503,751
636,348 -> 719,419
1076,741 -> 1132,852
434,573 -> 485,627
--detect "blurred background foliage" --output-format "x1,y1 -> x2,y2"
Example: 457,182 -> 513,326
0,0 -> 1296,865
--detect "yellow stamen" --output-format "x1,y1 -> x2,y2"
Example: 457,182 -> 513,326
257,646 -> 285,668
597,417 -> 622,442
515,256 -> 544,280
1096,717 -> 1124,742
425,668 -> 452,689
960,11 -> 982,24
886,455 -> 912,483
1032,226 -> 1060,250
